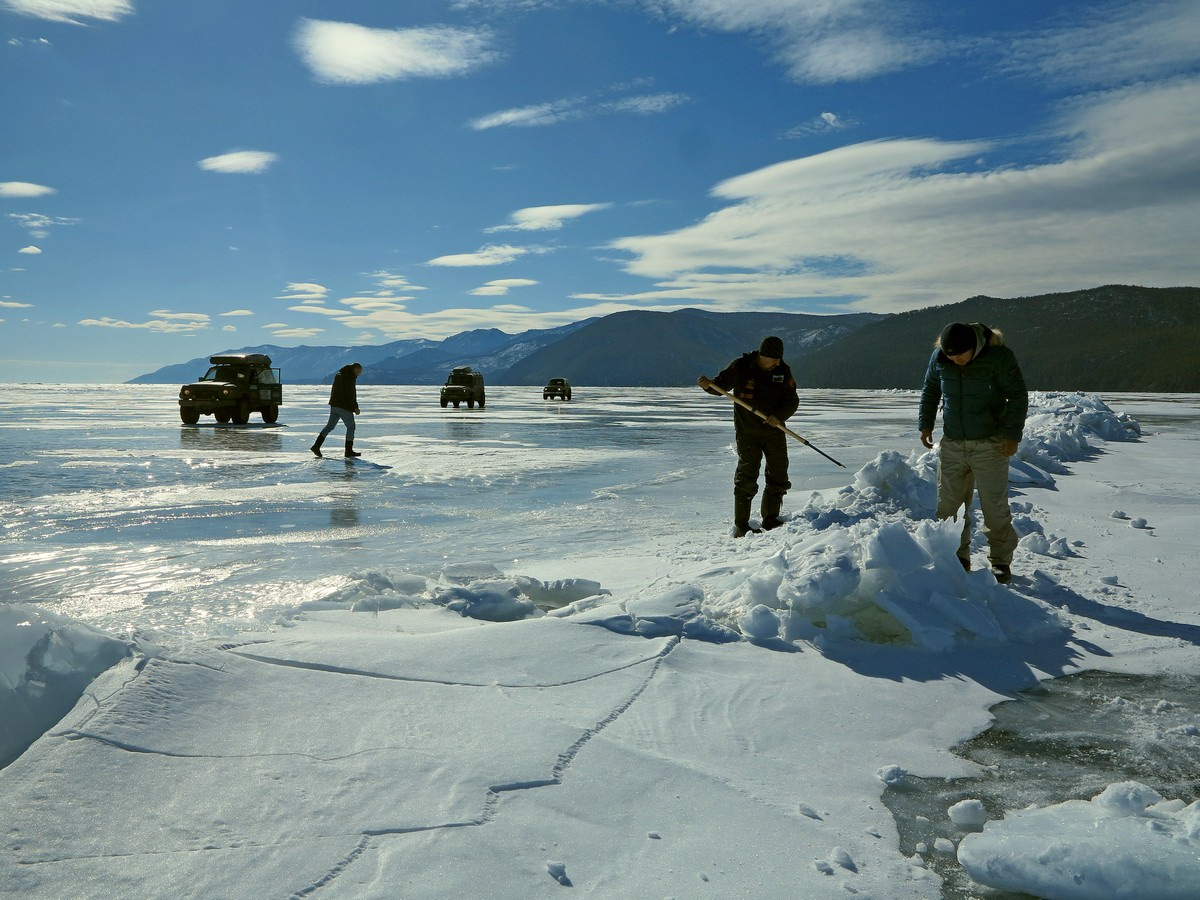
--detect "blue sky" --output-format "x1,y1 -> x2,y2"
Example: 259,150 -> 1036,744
2,0 -> 1198,382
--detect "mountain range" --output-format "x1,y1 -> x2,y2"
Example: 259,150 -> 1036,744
130,285 -> 1200,392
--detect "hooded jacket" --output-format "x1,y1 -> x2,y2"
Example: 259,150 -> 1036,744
919,323 -> 1027,442
710,352 -> 800,434
328,365 -> 360,412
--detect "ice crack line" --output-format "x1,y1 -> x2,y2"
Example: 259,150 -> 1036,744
226,647 -> 669,689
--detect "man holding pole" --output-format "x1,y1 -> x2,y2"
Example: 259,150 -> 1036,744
699,336 -> 800,537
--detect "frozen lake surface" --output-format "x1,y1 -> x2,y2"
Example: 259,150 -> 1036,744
4,385 -> 1200,899
3,384 -> 915,636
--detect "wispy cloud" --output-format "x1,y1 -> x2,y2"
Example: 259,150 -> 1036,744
487,203 -> 612,232
645,0 -> 935,84
18,246 -> 42,254
220,309 -> 254,317
293,19 -> 497,85
80,310 -> 211,333
198,151 -> 278,175
0,182 -> 56,198
470,87 -> 689,130
785,110 -> 856,139
276,282 -> 329,302
3,0 -> 132,25
469,278 -> 538,296
8,212 -> 79,239
267,326 -> 325,339
1004,0 -> 1200,88
597,75 -> 1200,312
0,299 -> 33,308
426,244 -> 536,267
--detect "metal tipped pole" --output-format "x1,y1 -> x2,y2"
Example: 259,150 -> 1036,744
700,377 -> 846,468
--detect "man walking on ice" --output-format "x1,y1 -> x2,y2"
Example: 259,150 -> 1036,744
919,322 -> 1028,583
311,362 -> 363,459
699,335 -> 800,537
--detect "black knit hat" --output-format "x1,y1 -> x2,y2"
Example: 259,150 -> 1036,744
938,323 -> 975,356
759,335 -> 784,359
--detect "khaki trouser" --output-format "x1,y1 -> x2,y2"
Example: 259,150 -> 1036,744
936,437 -> 1017,567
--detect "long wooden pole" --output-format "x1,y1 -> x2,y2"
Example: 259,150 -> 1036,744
701,377 -> 846,468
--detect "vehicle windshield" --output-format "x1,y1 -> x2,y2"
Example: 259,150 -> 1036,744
448,374 -> 474,386
202,367 -> 234,382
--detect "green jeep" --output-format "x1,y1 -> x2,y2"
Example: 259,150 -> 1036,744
543,377 -> 572,400
178,353 -> 282,425
439,366 -> 486,409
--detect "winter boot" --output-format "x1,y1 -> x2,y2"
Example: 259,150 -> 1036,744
991,564 -> 1012,584
733,498 -> 760,538
760,494 -> 785,531
310,436 -> 325,458
345,441 -> 362,458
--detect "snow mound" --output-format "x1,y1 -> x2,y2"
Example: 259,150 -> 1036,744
958,781 -> 1200,899
0,604 -> 134,768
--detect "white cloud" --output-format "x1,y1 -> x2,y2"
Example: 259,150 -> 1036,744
3,0 -> 131,25
221,325 -> 237,332
469,278 -> 538,296
79,311 -> 211,333
426,244 -> 533,267
268,327 -> 325,339
198,151 -> 279,175
276,282 -> 329,301
220,309 -> 254,317
8,212 -> 79,239
363,270 -> 427,292
293,19 -> 497,85
786,110 -> 856,138
600,76 -> 1200,312
0,299 -> 33,308
0,182 -> 55,198
487,203 -> 612,232
647,0 -> 935,84
470,101 -> 575,130
18,246 -> 42,254
470,85 -> 689,130
1005,0 -> 1200,88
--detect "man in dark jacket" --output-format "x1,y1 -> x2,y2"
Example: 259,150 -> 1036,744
919,322 -> 1027,582
311,363 -> 363,458
699,335 -> 800,537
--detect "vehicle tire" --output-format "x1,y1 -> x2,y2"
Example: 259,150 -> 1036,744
180,408 -> 200,425
440,398 -> 448,408
543,393 -> 550,400
216,410 -> 231,424
467,398 -> 475,409
232,398 -> 250,424
262,404 -> 279,424
478,395 -> 486,409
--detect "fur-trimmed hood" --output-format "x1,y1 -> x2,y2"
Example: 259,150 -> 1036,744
936,322 -> 1006,358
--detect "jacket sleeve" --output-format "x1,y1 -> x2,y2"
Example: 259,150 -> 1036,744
918,351 -> 942,433
995,349 -> 1027,441
707,357 -> 741,394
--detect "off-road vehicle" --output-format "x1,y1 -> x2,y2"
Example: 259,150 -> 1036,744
178,353 -> 282,425
439,366 -> 486,409
543,377 -> 572,400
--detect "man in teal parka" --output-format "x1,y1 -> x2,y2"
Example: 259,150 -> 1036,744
919,322 -> 1027,582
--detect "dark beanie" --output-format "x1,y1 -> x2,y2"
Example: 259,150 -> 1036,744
759,335 -> 784,359
938,323 -> 975,356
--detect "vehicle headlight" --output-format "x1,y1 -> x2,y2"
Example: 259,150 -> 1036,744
221,387 -> 231,397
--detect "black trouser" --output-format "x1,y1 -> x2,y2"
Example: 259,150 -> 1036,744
734,427 -> 791,503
